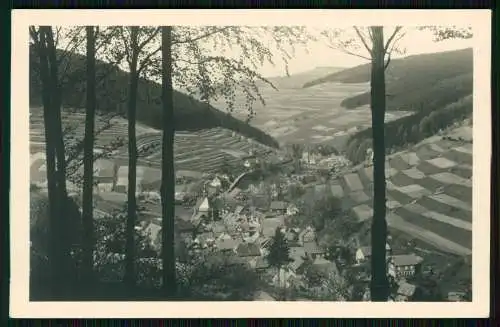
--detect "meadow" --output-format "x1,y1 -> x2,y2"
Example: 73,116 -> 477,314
309,124 -> 473,257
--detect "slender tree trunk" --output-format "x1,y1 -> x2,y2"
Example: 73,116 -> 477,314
124,26 -> 139,291
35,27 -> 61,298
161,25 -> 177,298
81,26 -> 97,286
44,28 -> 68,199
369,26 -> 389,302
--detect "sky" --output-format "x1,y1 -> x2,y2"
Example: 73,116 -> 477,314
259,28 -> 473,77
53,26 -> 474,79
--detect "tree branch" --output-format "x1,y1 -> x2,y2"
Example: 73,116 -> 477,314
137,44 -> 162,75
172,26 -> 232,45
138,27 -> 160,49
118,27 -> 132,67
329,44 -> 371,61
384,26 -> 403,53
353,26 -> 373,56
384,52 -> 391,70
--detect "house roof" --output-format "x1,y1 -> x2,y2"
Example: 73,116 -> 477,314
359,246 -> 372,257
358,243 -> 392,257
198,197 -> 211,212
261,217 -> 285,237
216,237 -> 239,251
270,201 -> 288,210
236,242 -> 261,257
289,246 -> 306,260
300,229 -> 317,242
196,232 -> 216,244
397,282 -> 416,297
304,241 -> 325,255
392,254 -> 424,267
212,222 -> 227,234
289,257 -> 305,271
255,257 -> 270,269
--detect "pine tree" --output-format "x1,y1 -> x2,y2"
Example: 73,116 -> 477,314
266,227 -> 293,299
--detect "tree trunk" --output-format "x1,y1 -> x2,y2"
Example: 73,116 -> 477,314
369,26 -> 389,302
161,26 -> 177,298
35,27 -> 61,298
124,26 -> 139,291
45,28 -> 66,185
81,26 -> 96,286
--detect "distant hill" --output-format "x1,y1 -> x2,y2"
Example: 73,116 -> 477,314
261,66 -> 346,89
303,48 -> 473,113
29,46 -> 279,149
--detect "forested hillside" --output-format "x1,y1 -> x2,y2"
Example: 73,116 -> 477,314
29,46 -> 280,149
303,48 -> 473,113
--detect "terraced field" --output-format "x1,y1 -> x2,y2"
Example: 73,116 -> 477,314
29,108 -> 275,181
312,126 -> 473,256
210,82 -> 412,147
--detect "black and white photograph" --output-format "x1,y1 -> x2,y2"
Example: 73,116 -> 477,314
10,9 -> 491,318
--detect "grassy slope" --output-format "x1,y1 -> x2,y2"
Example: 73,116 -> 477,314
29,46 -> 279,149
303,48 -> 473,112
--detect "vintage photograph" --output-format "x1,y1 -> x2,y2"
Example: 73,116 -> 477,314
11,9 -> 491,318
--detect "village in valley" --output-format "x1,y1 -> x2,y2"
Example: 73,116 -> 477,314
30,116 -> 472,302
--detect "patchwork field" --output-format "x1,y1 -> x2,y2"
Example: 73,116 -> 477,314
311,126 -> 473,256
210,82 -> 412,147
29,108 -> 275,181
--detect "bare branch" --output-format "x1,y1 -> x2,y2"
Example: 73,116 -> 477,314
328,44 -> 371,61
172,26 -> 232,45
384,52 -> 391,70
384,26 -> 403,53
353,26 -> 373,56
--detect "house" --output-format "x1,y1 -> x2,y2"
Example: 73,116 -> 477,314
236,242 -> 261,257
261,217 -> 285,238
210,176 -> 222,188
211,221 -> 227,234
355,243 -> 392,264
193,197 -> 211,218
299,226 -> 317,245
143,221 -> 162,250
254,257 -> 270,272
282,228 -> 299,246
312,257 -> 338,277
270,201 -> 288,214
215,235 -> 239,252
286,204 -> 299,216
288,257 -> 307,274
95,176 -> 114,193
304,241 -> 326,259
243,159 -> 252,168
394,282 -> 417,301
194,232 -> 216,248
388,254 -> 424,279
